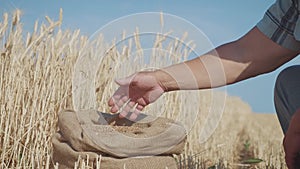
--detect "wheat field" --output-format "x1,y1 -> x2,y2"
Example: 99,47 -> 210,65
0,10 -> 286,169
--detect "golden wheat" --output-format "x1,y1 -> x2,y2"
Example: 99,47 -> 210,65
0,10 -> 285,169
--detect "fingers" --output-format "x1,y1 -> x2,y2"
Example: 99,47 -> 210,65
109,94 -> 143,121
129,107 -> 142,121
118,103 -> 143,121
115,78 -> 129,86
135,98 -> 147,107
136,104 -> 144,111
110,95 -> 129,113
119,101 -> 135,117
109,74 -> 134,111
108,97 -> 115,107
108,84 -> 146,113
119,101 -> 142,121
115,73 -> 135,86
109,96 -> 145,112
108,91 -> 123,107
108,73 -> 145,120
108,85 -> 128,112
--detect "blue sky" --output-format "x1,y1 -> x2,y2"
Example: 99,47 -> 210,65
1,0 -> 299,113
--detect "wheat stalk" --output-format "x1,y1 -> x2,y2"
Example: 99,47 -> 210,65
0,10 -> 286,169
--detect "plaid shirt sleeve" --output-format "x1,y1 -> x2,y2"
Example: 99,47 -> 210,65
257,0 -> 300,51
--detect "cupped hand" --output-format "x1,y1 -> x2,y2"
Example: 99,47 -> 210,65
108,71 -> 165,120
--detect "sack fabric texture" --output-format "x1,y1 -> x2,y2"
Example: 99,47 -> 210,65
52,110 -> 187,169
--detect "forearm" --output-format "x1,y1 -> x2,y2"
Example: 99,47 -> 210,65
155,27 -> 298,92
155,42 -> 243,91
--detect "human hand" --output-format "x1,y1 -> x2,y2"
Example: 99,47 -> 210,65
284,109 -> 300,169
108,71 -> 165,120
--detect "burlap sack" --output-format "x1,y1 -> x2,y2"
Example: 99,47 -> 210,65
52,110 -> 187,168
52,132 -> 178,169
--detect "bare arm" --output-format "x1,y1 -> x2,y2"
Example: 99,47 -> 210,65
156,27 -> 299,91
108,27 -> 299,119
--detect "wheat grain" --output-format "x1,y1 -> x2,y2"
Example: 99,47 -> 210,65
0,10 -> 286,169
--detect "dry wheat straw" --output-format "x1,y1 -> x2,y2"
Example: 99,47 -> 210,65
0,10 -> 286,169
